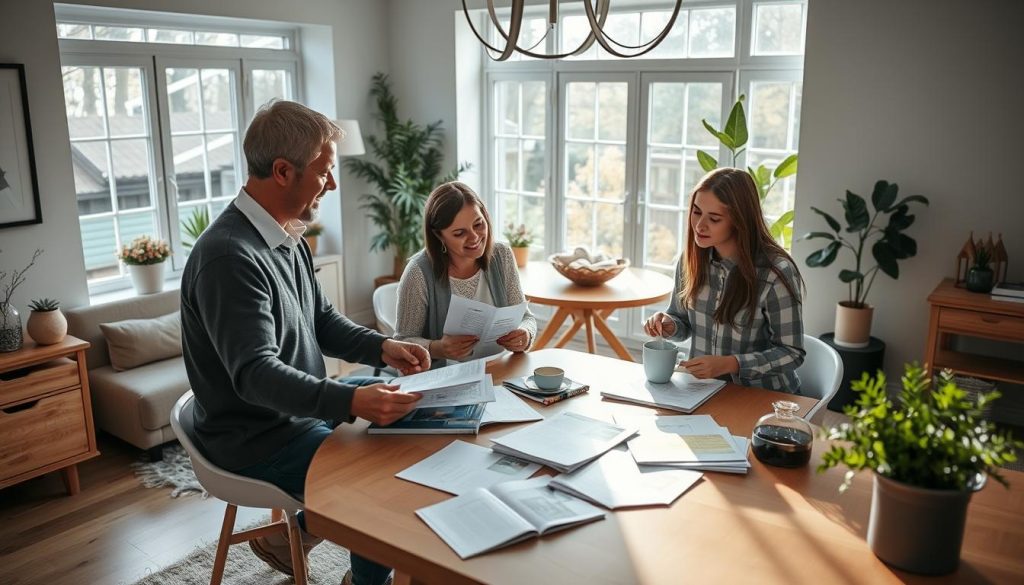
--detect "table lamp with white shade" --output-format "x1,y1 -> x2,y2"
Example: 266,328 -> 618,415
335,119 -> 365,156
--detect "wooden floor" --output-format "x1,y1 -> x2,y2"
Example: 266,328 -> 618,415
0,433 -> 266,585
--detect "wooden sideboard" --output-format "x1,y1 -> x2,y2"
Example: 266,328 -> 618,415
924,279 -> 1024,384
0,335 -> 99,495
313,254 -> 348,377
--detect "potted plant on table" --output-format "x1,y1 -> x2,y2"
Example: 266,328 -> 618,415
819,364 -> 1022,575
117,235 -> 172,295
26,298 -> 66,345
345,73 -> 470,279
503,222 -> 535,268
965,245 -> 995,293
303,221 -> 324,256
802,180 -> 928,348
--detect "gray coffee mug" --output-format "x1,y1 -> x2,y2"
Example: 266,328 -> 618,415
533,366 -> 565,390
643,339 -> 679,383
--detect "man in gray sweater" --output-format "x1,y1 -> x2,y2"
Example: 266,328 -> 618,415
181,100 -> 428,585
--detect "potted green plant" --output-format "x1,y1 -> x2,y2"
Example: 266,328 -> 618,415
802,180 -> 928,347
303,221 -> 324,256
503,222 -> 535,268
965,246 -> 994,293
345,73 -> 470,278
819,364 -> 1022,575
181,206 -> 210,250
697,94 -> 798,247
26,298 -> 66,345
0,248 -> 43,352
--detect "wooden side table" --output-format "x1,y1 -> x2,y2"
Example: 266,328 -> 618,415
0,336 -> 99,495
924,278 -> 1024,384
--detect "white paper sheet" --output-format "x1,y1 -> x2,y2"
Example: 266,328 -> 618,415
391,359 -> 486,393
490,411 -> 637,473
396,440 -> 541,495
443,296 -> 527,359
482,384 -> 543,426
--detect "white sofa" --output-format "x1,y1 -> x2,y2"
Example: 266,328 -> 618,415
65,291 -> 188,460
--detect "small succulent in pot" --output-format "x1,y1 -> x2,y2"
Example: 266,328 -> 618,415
28,298 -> 60,312
965,247 -> 994,293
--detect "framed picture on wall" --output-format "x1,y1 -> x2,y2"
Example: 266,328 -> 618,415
0,63 -> 42,228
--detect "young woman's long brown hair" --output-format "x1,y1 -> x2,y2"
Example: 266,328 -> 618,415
422,181 -> 495,280
681,168 -> 802,325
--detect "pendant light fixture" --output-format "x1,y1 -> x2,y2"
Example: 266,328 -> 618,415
462,0 -> 684,61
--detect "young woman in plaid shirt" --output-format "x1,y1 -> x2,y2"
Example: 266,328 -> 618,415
644,168 -> 806,394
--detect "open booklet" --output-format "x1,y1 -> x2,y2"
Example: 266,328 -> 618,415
443,295 -> 527,360
390,359 -> 492,408
415,475 -> 604,559
600,372 -> 726,413
369,379 -> 541,434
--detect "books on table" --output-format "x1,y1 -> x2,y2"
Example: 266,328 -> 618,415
390,359 -> 493,409
600,372 -> 726,413
490,411 -> 637,473
415,475 -> 604,559
549,446 -> 703,509
396,440 -> 541,495
443,295 -> 528,360
369,378 -> 541,434
616,414 -> 751,474
991,281 -> 1024,303
503,376 -> 589,405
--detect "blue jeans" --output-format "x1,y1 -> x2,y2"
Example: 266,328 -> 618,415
237,376 -> 392,585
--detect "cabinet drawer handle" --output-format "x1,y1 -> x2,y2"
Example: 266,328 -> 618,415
2,399 -> 41,414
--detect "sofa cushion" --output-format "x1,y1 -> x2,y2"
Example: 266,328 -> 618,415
88,358 -> 190,431
100,311 -> 182,371
66,290 -> 180,369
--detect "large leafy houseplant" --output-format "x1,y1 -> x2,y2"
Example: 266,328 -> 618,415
803,180 -> 928,308
345,73 -> 470,274
819,364 -> 1021,574
697,95 -> 798,246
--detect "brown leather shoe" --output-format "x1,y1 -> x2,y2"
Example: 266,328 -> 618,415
248,528 -> 323,577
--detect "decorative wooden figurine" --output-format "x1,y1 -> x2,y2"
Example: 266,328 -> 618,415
955,231 -> 977,286
992,233 -> 1008,284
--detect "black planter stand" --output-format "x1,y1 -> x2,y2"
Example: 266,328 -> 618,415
820,332 -> 886,412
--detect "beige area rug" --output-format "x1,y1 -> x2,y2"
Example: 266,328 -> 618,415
131,520 -> 352,585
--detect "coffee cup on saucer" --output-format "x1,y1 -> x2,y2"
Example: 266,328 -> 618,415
532,366 -> 565,391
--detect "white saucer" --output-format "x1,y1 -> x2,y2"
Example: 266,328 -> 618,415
524,375 -> 569,395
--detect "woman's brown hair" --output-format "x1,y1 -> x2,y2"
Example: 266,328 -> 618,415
681,168 -> 802,324
423,181 -> 495,280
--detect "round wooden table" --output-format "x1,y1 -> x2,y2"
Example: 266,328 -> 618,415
518,261 -> 674,361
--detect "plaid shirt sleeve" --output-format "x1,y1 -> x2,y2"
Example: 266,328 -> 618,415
665,255 -> 693,341
733,259 -> 805,379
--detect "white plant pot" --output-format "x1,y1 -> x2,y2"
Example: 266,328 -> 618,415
834,301 -> 873,348
27,309 -> 68,345
129,263 -> 166,295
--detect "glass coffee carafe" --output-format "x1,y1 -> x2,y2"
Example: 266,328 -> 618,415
751,400 -> 814,468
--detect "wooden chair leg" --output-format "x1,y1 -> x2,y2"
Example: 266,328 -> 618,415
210,503 -> 237,585
286,513 -> 308,585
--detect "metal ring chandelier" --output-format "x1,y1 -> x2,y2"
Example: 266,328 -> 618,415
463,0 -> 684,61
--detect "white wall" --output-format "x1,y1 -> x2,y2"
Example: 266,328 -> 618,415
0,0 -> 390,323
0,0 -> 90,317
793,0 -> 1024,375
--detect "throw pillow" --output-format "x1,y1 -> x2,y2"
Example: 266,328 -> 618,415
100,311 -> 182,371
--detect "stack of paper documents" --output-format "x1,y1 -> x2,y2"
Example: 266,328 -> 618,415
489,412 -> 637,473
370,377 -> 539,434
549,446 -> 703,509
600,372 -> 726,413
391,359 -> 492,409
396,440 -> 541,495
617,414 -> 751,474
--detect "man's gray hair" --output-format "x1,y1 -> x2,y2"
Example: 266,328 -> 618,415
243,100 -> 343,179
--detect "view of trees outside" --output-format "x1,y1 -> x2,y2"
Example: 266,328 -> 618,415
494,80 -> 547,260
747,80 -> 802,219
753,2 -> 806,55
564,81 -> 628,258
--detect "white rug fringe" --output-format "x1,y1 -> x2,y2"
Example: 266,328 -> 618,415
131,443 -> 208,498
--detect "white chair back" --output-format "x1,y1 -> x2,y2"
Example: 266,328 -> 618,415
372,282 -> 400,336
796,335 -> 843,422
170,391 -> 303,511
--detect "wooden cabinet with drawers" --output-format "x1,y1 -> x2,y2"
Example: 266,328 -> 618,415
924,279 -> 1024,384
0,335 -> 99,495
313,254 -> 349,377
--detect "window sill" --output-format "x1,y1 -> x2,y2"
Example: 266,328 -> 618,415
88,274 -> 182,307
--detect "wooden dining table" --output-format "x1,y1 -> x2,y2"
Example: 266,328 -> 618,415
305,349 -> 1024,585
517,262 -> 674,361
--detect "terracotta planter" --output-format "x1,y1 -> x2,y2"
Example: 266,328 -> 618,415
511,246 -> 529,268
128,263 -> 166,295
27,309 -> 67,345
834,301 -> 873,348
868,473 -> 984,575
305,235 -> 319,256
